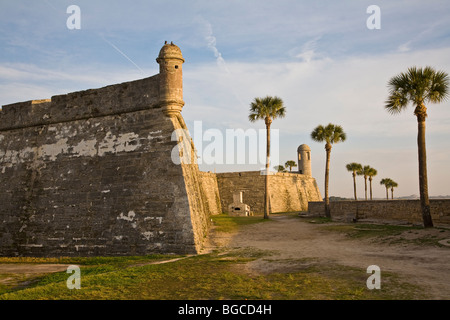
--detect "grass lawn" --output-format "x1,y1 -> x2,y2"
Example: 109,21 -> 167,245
0,214 -> 426,300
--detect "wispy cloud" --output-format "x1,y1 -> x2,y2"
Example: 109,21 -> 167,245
293,36 -> 322,63
201,19 -> 229,72
396,19 -> 447,53
192,17 -> 249,108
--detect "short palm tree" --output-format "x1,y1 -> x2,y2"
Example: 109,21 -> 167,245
249,96 -> 286,219
285,160 -> 297,172
390,180 -> 398,199
274,165 -> 286,173
346,162 -> 362,201
311,123 -> 346,218
385,66 -> 449,227
358,165 -> 374,201
367,167 -> 378,200
380,178 -> 393,200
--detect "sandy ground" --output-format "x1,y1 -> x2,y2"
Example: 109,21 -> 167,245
204,214 -> 450,299
0,264 -> 72,289
0,264 -> 71,274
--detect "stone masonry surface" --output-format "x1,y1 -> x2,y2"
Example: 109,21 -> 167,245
0,43 -> 211,256
217,171 -> 322,214
308,199 -> 450,225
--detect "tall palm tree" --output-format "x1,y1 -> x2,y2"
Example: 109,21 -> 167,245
385,66 -> 449,228
346,162 -> 362,201
311,123 -> 346,218
390,180 -> 398,199
249,96 -> 286,219
367,167 -> 378,200
285,160 -> 297,172
357,165 -> 373,201
380,178 -> 393,200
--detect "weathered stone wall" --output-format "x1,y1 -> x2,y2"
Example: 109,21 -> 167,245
308,199 -> 450,225
216,171 -> 322,214
0,74 -> 211,256
198,171 -> 222,216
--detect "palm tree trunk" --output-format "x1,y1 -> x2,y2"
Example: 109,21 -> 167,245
364,177 -> 368,200
352,172 -> 357,201
391,188 -> 394,200
264,119 -> 272,219
324,143 -> 331,218
385,187 -> 388,200
417,113 -> 433,227
369,177 -> 373,200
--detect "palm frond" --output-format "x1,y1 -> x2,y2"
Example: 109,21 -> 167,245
386,66 -> 449,114
380,178 -> 393,186
367,167 -> 377,177
311,123 -> 346,144
328,123 -> 346,144
310,125 -> 326,142
346,162 -> 362,173
248,96 -> 286,122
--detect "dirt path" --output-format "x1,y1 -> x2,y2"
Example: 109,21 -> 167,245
0,264 -> 71,275
206,214 -> 450,299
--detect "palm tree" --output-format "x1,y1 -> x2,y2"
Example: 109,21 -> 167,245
311,123 -> 347,218
390,180 -> 398,199
385,66 -> 449,228
367,167 -> 378,200
274,165 -> 286,173
380,178 -> 393,200
357,165 -> 374,201
346,162 -> 362,201
249,96 -> 286,219
285,160 -> 297,172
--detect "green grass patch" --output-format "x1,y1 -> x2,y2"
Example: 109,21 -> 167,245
303,217 -> 333,224
0,255 -> 181,297
322,223 -> 419,239
0,254 -> 172,266
0,251 -> 425,300
211,214 -> 270,233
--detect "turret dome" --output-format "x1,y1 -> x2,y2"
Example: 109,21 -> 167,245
156,41 -> 184,63
297,144 -> 311,152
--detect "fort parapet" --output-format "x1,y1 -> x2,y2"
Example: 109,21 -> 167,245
0,76 -> 160,132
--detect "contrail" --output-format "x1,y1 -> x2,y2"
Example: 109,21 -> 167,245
43,0 -> 59,13
200,19 -> 247,107
204,21 -> 229,73
100,36 -> 145,75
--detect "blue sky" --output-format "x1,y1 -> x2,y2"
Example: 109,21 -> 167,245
1,0 -> 450,199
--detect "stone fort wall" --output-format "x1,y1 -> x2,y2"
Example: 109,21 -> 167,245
216,171 -> 322,214
0,42 -> 323,257
0,43 -> 212,257
308,199 -> 450,225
